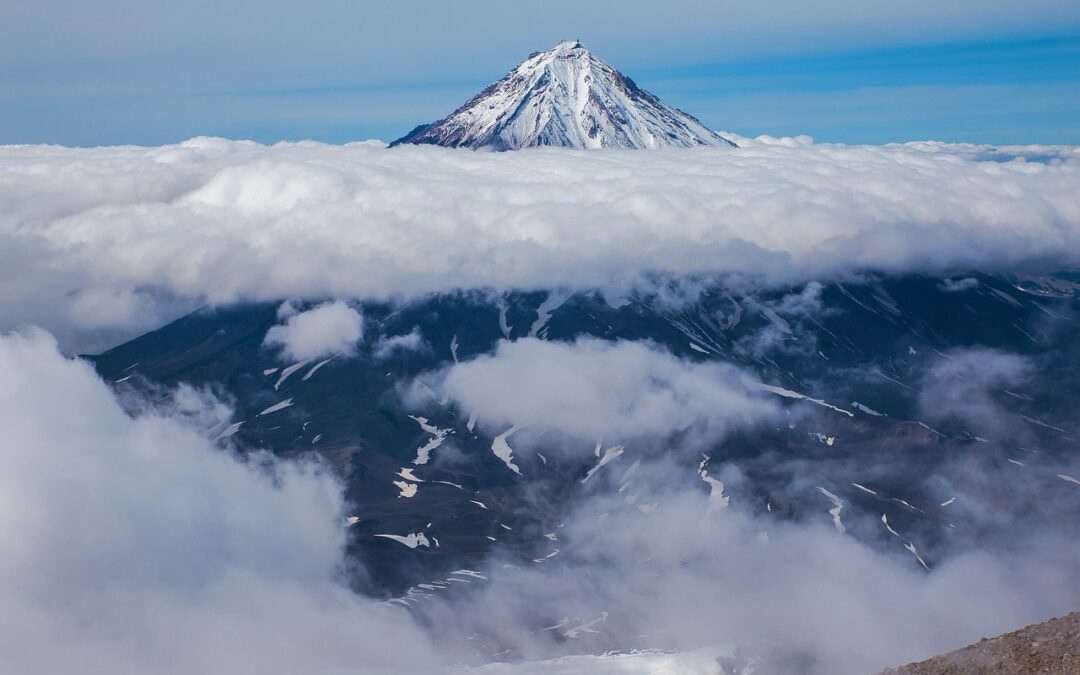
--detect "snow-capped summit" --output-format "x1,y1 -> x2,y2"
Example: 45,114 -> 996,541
391,40 -> 735,150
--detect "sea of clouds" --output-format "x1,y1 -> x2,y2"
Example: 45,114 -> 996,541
2,136 -> 1080,674
1,135 -> 1079,352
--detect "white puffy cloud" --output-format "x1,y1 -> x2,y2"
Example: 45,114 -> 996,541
0,329 -> 440,675
374,327 -> 430,359
1,138 -> 1079,351
427,338 -> 777,448
263,300 -> 363,362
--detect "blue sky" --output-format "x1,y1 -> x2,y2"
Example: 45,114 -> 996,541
2,1 -> 1078,146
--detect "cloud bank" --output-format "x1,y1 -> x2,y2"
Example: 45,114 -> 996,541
0,329 -> 441,675
1,137 -> 1079,351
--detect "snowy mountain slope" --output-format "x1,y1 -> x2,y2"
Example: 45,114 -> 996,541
391,40 -> 735,150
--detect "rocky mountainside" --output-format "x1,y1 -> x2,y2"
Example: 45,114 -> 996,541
390,40 -> 734,150
89,272 -> 1080,606
880,612 -> 1080,674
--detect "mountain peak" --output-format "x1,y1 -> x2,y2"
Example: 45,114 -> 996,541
390,41 -> 734,151
550,39 -> 584,54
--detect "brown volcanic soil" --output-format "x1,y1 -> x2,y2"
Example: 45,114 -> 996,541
879,612 -> 1080,674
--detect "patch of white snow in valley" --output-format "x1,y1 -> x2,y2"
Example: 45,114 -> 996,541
852,482 -> 878,496
562,612 -> 609,639
498,302 -> 512,339
814,432 -> 836,446
466,412 -> 477,433
1021,414 -> 1070,434
1003,389 -> 1033,401
689,342 -> 709,354
215,421 -> 243,440
345,516 -> 360,526
816,487 -> 846,535
760,384 -> 854,417
916,421 -> 946,437
262,368 -> 278,376
989,287 -> 1023,307
881,514 -> 929,570
274,361 -> 308,390
492,426 -> 522,475
533,549 -> 561,563
940,497 -> 957,507
408,414 -> 454,465
450,335 -> 459,363
393,481 -> 418,499
528,290 -> 571,338
257,398 -> 293,416
891,498 -> 925,514
454,645 -> 735,674
374,532 -> 431,549
851,401 -> 884,416
698,457 -> 729,512
582,445 -> 624,483
302,357 -> 334,381
1058,474 -> 1080,486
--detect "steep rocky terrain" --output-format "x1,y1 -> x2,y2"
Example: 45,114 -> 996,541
880,612 -> 1080,674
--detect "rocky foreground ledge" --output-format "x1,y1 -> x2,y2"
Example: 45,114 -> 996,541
879,612 -> 1080,674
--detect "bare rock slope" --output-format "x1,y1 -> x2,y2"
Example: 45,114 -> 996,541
879,612 -> 1080,674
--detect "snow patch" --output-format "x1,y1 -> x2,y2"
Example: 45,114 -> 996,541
257,398 -> 293,416
374,532 -> 431,549
492,426 -> 522,475
816,487 -> 846,535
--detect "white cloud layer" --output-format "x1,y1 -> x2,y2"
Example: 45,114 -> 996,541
1,137 -> 1079,351
429,338 -> 777,448
0,329 -> 440,675
263,300 -> 363,362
